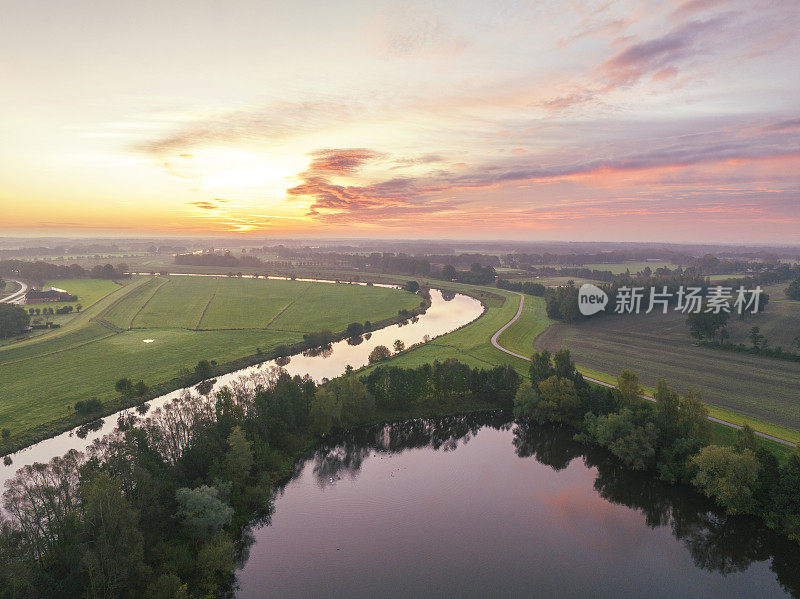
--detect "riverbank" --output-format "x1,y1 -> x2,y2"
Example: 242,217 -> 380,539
0,284 -> 432,456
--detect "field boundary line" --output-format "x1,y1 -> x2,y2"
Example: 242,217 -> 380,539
126,277 -> 169,329
194,277 -> 220,330
263,282 -> 312,329
489,292 -> 797,448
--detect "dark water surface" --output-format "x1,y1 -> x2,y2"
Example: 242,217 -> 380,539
236,413 -> 799,598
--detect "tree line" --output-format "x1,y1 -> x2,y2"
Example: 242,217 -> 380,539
0,359 -> 518,597
514,349 -> 800,542
0,260 -> 129,286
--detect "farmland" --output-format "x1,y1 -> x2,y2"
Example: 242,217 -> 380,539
0,275 -> 421,438
533,309 -> 800,430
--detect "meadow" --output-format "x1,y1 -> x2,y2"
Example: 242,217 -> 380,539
0,275 -> 420,437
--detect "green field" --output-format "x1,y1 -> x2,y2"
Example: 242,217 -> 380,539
40,278 -> 122,312
0,276 -> 420,437
533,310 -> 800,430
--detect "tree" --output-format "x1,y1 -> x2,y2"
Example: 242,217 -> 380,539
133,380 -> 148,397
79,473 -> 148,598
194,360 -> 213,380
368,345 -> 391,364
690,445 -> 761,514
785,278 -> 800,301
586,408 -> 658,470
0,303 -> 30,338
553,348 -> 575,379
115,377 -> 133,397
403,280 -> 420,293
529,350 -> 555,384
772,448 -> 800,541
345,322 -> 364,337
196,533 -> 235,594
748,326 -> 765,349
175,486 -> 233,542
393,339 -> 405,353
225,427 -> 253,487
1,428 -> 9,442
686,311 -> 729,341
513,381 -> 541,421
733,423 -> 759,453
615,369 -> 643,407
534,376 -> 580,424
441,264 -> 457,280
310,375 -> 375,434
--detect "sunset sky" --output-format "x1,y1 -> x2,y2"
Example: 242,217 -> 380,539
1,0 -> 799,242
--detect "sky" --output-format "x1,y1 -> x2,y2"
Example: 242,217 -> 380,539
1,0 -> 799,242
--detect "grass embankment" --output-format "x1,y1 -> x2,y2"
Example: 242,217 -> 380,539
0,276 -> 423,450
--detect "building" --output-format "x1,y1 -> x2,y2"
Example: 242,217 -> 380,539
24,288 -> 77,304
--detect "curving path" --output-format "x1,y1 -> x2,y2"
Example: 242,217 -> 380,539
490,292 -> 796,448
0,279 -> 27,304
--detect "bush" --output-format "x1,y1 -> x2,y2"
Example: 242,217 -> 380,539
75,398 -> 104,415
368,345 -> 392,363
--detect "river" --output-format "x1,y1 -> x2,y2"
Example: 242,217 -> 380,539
235,413 -> 800,598
0,286 -> 484,489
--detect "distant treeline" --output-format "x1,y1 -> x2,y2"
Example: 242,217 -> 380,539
0,260 -> 129,284
174,251 -> 499,284
496,279 -> 547,296
174,253 -> 263,267
0,244 -> 187,257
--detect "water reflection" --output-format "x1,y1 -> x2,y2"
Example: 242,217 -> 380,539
242,413 -> 799,598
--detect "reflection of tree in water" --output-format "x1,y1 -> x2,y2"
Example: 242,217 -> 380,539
346,335 -> 363,346
440,290 -> 456,302
512,421 -> 800,597
308,412 -> 510,488
303,344 -> 333,358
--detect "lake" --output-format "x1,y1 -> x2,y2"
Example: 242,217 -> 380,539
236,413 -> 799,598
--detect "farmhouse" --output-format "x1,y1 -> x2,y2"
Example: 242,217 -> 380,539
24,288 -> 77,304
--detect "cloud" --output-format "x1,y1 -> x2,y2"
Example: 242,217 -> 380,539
766,118 -> 800,133
373,4 -> 466,58
671,0 -> 733,19
134,100 -> 362,156
306,148 -> 384,174
598,17 -> 726,88
189,198 -> 229,211
286,122 -> 800,227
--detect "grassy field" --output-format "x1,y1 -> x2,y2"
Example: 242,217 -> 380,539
0,276 -> 420,437
40,278 -> 122,312
533,310 -> 800,430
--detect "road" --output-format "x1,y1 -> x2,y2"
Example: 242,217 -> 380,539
0,279 -> 28,304
490,292 -> 796,448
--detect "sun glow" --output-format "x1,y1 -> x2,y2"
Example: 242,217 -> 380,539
176,147 -> 307,193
